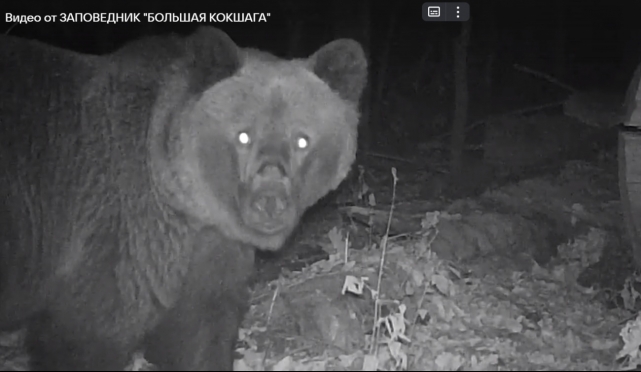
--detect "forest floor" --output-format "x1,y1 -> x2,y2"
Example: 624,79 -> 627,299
239,144 -> 641,371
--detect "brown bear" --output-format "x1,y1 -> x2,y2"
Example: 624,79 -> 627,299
0,26 -> 367,371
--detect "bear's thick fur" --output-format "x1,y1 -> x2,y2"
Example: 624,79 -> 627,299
0,26 -> 367,370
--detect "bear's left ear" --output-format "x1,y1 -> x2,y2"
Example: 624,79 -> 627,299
184,26 -> 242,94
306,39 -> 368,105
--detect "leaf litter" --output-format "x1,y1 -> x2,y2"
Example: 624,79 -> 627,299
237,161 -> 641,371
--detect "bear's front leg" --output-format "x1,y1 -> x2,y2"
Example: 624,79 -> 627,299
145,232 -> 254,371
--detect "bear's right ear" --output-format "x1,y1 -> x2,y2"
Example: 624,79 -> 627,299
184,26 -> 242,94
306,39 -> 368,106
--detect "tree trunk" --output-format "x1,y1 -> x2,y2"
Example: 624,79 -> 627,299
279,0 -> 307,58
450,21 -> 471,178
286,20 -> 304,58
483,0 -> 497,113
554,2 -> 567,79
370,4 -> 398,148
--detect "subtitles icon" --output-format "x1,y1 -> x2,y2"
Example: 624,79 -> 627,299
422,3 -> 469,22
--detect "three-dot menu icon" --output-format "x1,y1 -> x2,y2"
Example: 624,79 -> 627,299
455,4 -> 463,19
422,3 -> 470,22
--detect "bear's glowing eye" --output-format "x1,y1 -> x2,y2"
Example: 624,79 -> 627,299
296,136 -> 309,150
238,131 -> 251,145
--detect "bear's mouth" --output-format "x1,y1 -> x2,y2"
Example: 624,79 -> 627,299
240,187 -> 297,235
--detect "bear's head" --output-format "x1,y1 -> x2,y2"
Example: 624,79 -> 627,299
149,27 -> 367,250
